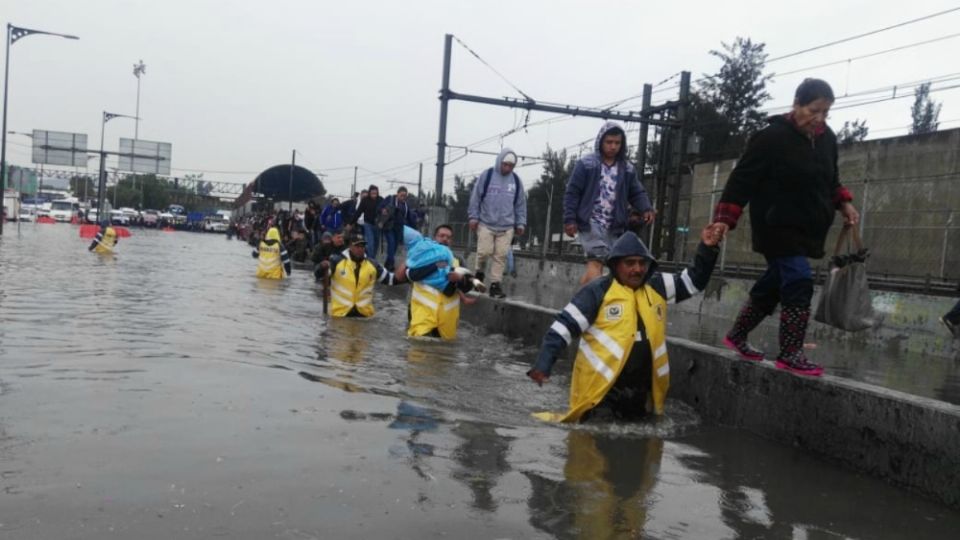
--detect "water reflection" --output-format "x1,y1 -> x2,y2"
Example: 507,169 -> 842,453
524,430 -> 663,539
450,420 -> 513,513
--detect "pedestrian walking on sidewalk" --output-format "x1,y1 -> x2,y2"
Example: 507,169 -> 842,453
712,78 -> 860,377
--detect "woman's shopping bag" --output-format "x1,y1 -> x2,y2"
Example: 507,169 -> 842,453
814,225 -> 875,331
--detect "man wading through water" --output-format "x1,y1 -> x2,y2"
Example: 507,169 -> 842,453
527,225 -> 722,422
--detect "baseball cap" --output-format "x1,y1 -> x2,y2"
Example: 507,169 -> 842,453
348,232 -> 367,246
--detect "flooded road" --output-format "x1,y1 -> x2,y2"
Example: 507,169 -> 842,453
1,225 -> 958,539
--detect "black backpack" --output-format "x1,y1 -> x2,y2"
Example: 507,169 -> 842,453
479,169 -> 522,207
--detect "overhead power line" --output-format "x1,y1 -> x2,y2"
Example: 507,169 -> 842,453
767,6 -> 960,63
452,35 -> 535,103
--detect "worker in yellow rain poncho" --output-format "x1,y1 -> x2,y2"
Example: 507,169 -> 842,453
252,226 -> 291,279
88,224 -> 119,255
403,224 -> 484,339
316,232 -> 404,318
527,226 -> 721,422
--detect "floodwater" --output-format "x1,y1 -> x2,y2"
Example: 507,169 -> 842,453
500,268 -> 960,406
0,224 -> 958,539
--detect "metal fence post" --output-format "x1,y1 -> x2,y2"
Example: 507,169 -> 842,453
859,177 -> 869,237
941,211 -> 954,279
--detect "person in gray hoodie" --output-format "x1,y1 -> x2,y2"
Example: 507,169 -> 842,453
467,148 -> 527,298
564,121 -> 655,286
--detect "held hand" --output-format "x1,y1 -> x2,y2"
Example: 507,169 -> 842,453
459,291 -> 477,305
702,223 -> 725,247
394,263 -> 407,282
711,222 -> 730,238
642,209 -> 656,224
840,203 -> 860,226
527,369 -> 549,387
563,223 -> 577,237
515,226 -> 525,236
447,272 -> 463,283
469,219 -> 479,231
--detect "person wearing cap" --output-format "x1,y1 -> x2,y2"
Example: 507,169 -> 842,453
252,226 -> 292,280
563,121 -> 656,287
467,147 -> 527,299
526,224 -> 722,423
318,231 -> 405,318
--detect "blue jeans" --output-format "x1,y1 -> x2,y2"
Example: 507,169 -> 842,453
384,226 -> 401,270
506,248 -> 515,275
750,255 -> 814,312
363,223 -> 381,260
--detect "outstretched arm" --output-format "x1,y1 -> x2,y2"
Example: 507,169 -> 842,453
646,225 -> 721,304
528,279 -> 607,384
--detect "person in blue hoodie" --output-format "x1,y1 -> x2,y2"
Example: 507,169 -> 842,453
467,148 -> 527,299
320,198 -> 343,233
563,121 -> 655,287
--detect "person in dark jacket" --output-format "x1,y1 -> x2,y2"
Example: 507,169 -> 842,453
380,186 -> 418,271
563,121 -> 655,286
712,78 -> 860,377
340,191 -> 362,227
527,226 -> 721,422
350,185 -> 383,260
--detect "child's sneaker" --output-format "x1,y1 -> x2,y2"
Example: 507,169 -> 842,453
722,335 -> 765,361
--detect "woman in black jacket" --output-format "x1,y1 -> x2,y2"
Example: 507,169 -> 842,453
712,78 -> 860,376
350,184 -> 383,260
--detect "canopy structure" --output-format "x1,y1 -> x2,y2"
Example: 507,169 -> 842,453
248,165 -> 325,202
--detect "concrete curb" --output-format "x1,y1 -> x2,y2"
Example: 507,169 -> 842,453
459,296 -> 960,509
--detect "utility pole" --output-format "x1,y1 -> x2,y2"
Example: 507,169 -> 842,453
434,34 -> 453,206
133,60 -> 146,140
540,183 -> 554,268
417,163 -> 423,201
288,149 -> 296,212
352,165 -> 357,196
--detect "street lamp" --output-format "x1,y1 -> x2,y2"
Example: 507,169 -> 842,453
132,60 -> 145,140
1,24 -> 78,235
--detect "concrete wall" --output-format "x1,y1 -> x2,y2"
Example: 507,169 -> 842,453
503,252 -> 960,358
457,296 -> 960,509
683,128 -> 960,280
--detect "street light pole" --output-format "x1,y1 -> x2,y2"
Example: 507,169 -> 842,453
133,60 -> 145,140
0,23 -> 79,236
97,111 -> 137,221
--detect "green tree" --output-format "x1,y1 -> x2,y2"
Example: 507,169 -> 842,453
837,119 -> 869,145
910,82 -> 941,135
695,37 -> 774,159
447,174 -> 476,223
526,147 -> 574,246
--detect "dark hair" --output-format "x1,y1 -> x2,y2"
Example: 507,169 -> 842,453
434,223 -> 453,236
368,184 -> 379,192
794,78 -> 834,106
397,186 -> 407,194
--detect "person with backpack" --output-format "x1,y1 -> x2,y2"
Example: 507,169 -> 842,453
467,148 -> 527,299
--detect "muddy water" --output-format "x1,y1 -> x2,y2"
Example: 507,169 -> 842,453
0,225 -> 957,539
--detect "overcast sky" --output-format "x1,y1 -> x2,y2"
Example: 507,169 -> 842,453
5,0 -> 960,198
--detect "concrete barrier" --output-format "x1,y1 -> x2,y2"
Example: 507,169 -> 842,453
458,296 -> 960,509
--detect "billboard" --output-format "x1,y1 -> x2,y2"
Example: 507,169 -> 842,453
118,138 -> 172,175
31,130 -> 88,167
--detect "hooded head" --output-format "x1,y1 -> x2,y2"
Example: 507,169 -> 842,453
494,147 -> 518,177
606,232 -> 657,289
594,121 -> 628,163
103,226 -> 117,240
265,227 -> 281,243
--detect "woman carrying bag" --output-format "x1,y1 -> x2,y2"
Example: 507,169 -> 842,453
711,78 -> 860,376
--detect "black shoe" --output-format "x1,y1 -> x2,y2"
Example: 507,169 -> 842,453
489,282 -> 506,299
941,316 -> 960,339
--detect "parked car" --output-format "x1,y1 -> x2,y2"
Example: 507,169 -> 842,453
49,200 -> 80,223
203,216 -> 228,233
120,207 -> 140,225
141,209 -> 160,227
110,209 -> 130,225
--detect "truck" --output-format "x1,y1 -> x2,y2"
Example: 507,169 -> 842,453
3,189 -> 20,222
49,198 -> 80,223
